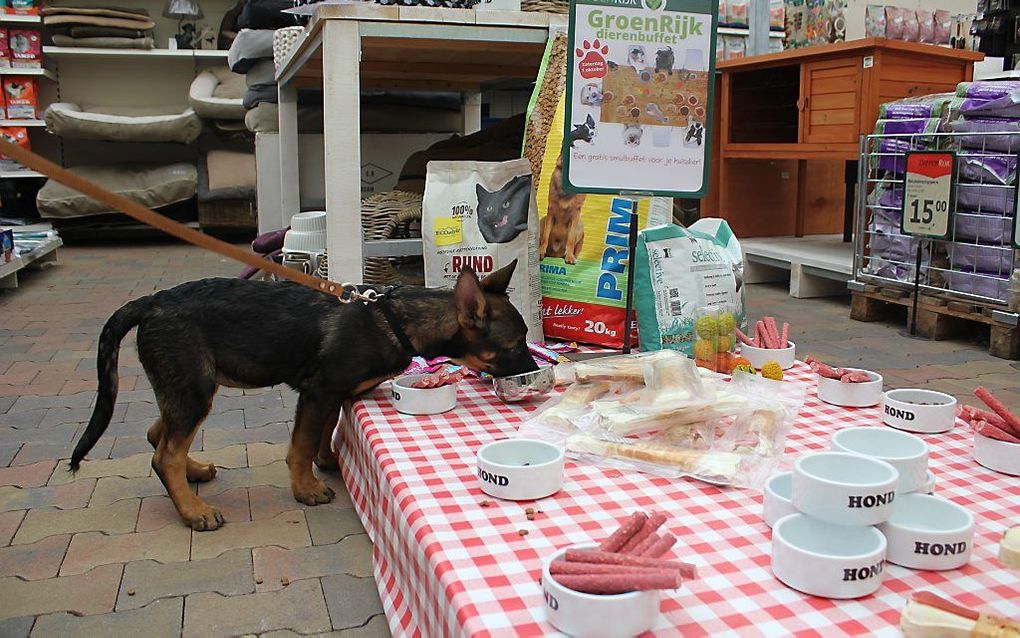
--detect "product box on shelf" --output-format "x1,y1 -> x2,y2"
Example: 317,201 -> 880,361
6,0 -> 39,16
0,125 -> 29,170
8,28 -> 40,68
3,76 -> 36,119
1,228 -> 13,263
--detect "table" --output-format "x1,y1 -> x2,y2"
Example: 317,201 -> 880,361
333,362 -> 1020,637
274,5 -> 564,282
715,39 -> 982,241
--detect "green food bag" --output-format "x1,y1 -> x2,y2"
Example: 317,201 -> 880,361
633,218 -> 746,355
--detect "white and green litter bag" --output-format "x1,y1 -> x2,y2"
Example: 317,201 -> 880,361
633,218 -> 746,355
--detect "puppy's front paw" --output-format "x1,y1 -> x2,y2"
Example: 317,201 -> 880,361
565,254 -> 577,265
293,479 -> 336,506
184,503 -> 224,531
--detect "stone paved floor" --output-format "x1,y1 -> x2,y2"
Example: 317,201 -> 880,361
0,242 -> 1017,637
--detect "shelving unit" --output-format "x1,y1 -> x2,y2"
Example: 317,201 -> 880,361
0,67 -> 56,81
43,46 -> 229,59
719,26 -> 786,38
0,119 -> 44,127
0,235 -> 61,289
0,170 -> 44,178
0,13 -> 40,24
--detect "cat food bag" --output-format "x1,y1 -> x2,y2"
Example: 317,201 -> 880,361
865,5 -> 886,37
3,76 -> 35,119
633,219 -> 746,355
0,126 -> 29,170
422,158 -> 544,343
523,33 -> 672,349
0,29 -> 10,69
727,0 -> 748,27
9,29 -> 39,68
885,6 -> 906,39
902,10 -> 920,41
935,10 -> 951,43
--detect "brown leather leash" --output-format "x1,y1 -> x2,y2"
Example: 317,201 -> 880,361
0,137 -> 354,299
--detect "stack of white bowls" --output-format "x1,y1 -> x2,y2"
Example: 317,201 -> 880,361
765,427 -> 974,599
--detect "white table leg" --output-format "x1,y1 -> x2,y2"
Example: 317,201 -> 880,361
462,91 -> 482,135
278,83 -> 301,230
322,20 -> 364,283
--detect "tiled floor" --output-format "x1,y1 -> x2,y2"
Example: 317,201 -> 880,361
0,241 -> 1016,637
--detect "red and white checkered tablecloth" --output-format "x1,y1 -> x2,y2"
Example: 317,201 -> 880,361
333,362 -> 1020,637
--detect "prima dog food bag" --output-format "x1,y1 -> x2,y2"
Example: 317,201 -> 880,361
422,158 -> 544,343
633,219 -> 746,355
523,32 -> 672,349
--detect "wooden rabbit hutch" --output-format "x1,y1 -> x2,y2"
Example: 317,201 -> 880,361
704,39 -> 982,240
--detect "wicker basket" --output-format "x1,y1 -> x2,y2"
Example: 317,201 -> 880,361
522,0 -> 567,12
198,199 -> 257,229
273,26 -> 305,72
362,190 -> 424,286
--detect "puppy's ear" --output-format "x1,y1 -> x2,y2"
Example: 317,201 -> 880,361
454,267 -> 488,331
480,259 -> 517,295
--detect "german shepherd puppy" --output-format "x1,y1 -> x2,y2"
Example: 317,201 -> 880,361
539,155 -> 586,264
70,261 -> 537,531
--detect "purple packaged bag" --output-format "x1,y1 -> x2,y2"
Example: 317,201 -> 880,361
948,243 -> 1014,272
874,118 -> 942,136
958,150 -> 1017,185
953,211 -> 1015,243
878,93 -> 953,120
942,268 -> 1009,301
956,182 -> 1016,214
944,118 -> 1020,152
956,81 -> 1020,101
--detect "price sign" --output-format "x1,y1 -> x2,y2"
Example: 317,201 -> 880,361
901,151 -> 955,239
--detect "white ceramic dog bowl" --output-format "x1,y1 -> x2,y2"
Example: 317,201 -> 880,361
878,494 -> 974,571
916,469 -> 936,495
740,341 -> 796,371
831,427 -> 929,494
882,389 -> 958,434
492,366 -> 555,402
817,369 -> 884,408
390,374 -> 458,416
476,438 -> 564,501
763,472 -> 796,529
792,452 -> 899,526
542,544 -> 660,638
974,433 -> 1020,476
771,514 -> 887,599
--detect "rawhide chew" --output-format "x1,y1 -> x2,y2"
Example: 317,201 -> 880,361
901,591 -> 1020,638
564,548 -> 697,580
567,434 -> 742,485
551,572 -> 682,594
597,511 -> 646,552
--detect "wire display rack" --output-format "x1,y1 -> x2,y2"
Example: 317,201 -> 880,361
851,130 -> 1020,310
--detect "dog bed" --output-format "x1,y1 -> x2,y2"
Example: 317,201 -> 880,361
189,67 -> 247,120
228,28 -> 274,73
44,103 -> 202,144
38,162 -> 197,219
199,150 -> 256,201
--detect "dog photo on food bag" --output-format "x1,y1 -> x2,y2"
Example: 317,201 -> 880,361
69,263 -> 538,531
539,154 -> 586,264
476,174 -> 532,244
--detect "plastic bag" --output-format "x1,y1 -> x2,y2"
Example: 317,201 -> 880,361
865,5 -> 886,37
902,10 -> 920,41
726,0 -> 748,27
885,6 -> 906,39
917,10 -> 935,42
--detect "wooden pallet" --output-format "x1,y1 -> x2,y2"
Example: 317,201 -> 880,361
0,237 -> 61,290
850,285 -> 1020,360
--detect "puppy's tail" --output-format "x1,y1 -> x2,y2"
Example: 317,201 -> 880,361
70,297 -> 152,471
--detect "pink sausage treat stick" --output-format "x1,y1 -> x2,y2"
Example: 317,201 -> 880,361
780,323 -> 789,349
619,512 -> 667,553
735,327 -> 754,346
965,406 -> 1009,430
564,549 -> 698,580
765,317 -> 781,348
628,533 -> 661,556
549,561 -> 677,577
976,421 -> 1020,444
642,533 -> 677,558
597,512 -> 647,553
552,572 -> 682,595
975,387 -> 1020,436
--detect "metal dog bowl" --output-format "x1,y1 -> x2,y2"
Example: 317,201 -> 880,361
492,366 -> 555,402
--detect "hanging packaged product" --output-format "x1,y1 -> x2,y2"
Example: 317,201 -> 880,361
632,219 -> 746,355
523,32 -> 672,349
421,158 -> 544,343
